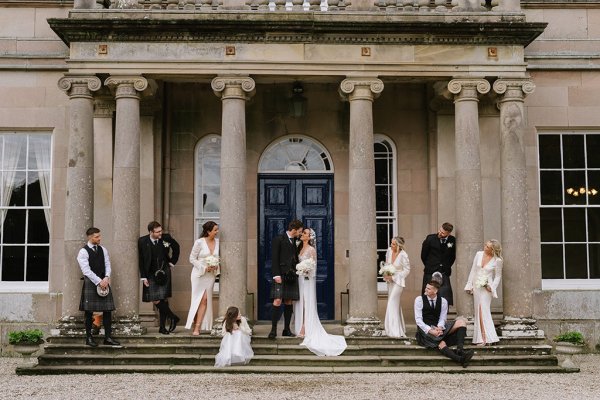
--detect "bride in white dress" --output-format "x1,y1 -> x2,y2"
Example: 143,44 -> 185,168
185,221 -> 220,335
293,228 -> 347,356
464,239 -> 503,345
383,236 -> 411,338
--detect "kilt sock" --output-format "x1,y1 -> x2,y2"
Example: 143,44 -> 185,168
271,305 -> 281,332
283,304 -> 293,332
455,326 -> 467,351
84,311 -> 93,337
103,311 -> 112,338
155,301 -> 168,329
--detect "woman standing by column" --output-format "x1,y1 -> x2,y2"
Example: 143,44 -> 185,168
383,236 -> 411,338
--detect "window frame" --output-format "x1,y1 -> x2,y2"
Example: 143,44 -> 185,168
193,134 -> 222,240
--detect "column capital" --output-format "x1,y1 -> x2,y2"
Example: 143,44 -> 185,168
448,78 -> 491,97
339,78 -> 384,101
104,76 -> 148,99
211,76 -> 256,100
58,75 -> 102,99
493,78 -> 536,103
94,97 -> 116,118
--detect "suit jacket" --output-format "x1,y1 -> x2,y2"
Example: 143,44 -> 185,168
138,233 -> 180,280
271,232 -> 299,278
420,233 -> 456,276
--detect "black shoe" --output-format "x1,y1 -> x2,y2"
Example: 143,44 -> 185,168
103,337 -> 121,346
169,315 -> 180,333
85,336 -> 98,347
159,327 -> 170,335
268,330 -> 277,339
282,329 -> 294,337
461,349 -> 474,368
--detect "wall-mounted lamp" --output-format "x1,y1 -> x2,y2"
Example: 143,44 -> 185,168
290,81 -> 307,118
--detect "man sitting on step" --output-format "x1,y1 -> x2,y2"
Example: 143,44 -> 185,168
414,279 -> 474,368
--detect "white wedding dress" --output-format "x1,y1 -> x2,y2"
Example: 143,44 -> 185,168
384,248 -> 410,338
214,316 -> 254,368
464,251 -> 503,344
293,246 -> 347,356
185,238 -> 219,331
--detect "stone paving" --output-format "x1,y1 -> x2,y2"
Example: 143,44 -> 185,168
1,354 -> 599,400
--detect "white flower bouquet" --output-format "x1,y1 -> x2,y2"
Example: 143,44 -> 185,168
205,255 -> 220,272
379,262 -> 396,277
296,258 -> 316,280
475,272 -> 489,288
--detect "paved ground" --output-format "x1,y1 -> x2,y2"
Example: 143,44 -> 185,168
1,354 -> 599,400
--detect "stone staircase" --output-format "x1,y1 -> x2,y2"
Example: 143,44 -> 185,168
16,325 -> 576,375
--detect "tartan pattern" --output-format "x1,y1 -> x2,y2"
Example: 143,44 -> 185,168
270,279 -> 299,301
142,266 -> 172,302
79,277 -> 115,312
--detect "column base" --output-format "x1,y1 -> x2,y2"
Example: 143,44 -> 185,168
113,315 -> 146,335
211,316 -> 225,336
500,316 -> 545,338
54,315 -> 146,336
343,316 -> 384,337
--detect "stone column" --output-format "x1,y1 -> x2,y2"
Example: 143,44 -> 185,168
104,76 -> 148,332
57,75 -> 101,324
339,78 -> 383,336
92,95 -> 115,238
211,76 -> 256,327
448,78 -> 490,318
493,78 -> 543,338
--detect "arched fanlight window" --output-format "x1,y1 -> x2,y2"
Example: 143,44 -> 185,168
194,135 -> 221,238
258,136 -> 333,173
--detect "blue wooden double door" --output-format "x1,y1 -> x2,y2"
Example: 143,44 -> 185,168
258,175 -> 334,320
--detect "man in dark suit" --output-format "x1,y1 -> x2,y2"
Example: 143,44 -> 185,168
269,219 -> 303,339
139,221 -> 180,334
421,222 -> 456,305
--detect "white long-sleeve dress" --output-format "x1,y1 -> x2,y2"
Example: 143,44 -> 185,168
293,246 -> 347,356
185,238 -> 219,331
464,251 -> 503,344
214,316 -> 254,368
384,248 -> 411,338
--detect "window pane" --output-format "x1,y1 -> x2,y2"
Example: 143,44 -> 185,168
374,159 -> 389,184
539,135 -> 561,169
27,172 -> 43,206
588,170 -> 600,206
540,208 -> 562,242
376,186 -> 390,212
3,209 -> 26,244
3,135 -> 27,170
1,246 -> 25,281
25,246 -> 49,281
563,208 -> 586,242
540,171 -> 562,205
564,171 -> 586,205
589,244 -> 600,279
562,135 -> 585,169
541,244 -> 563,279
28,135 -> 51,170
588,208 -> 600,242
565,244 -> 588,278
202,185 -> 220,213
27,210 -> 49,244
587,135 -> 600,168
376,222 -> 390,251
5,171 -> 26,207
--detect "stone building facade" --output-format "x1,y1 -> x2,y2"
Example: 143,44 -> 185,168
0,0 -> 598,350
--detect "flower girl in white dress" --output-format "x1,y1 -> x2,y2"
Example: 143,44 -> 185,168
214,306 -> 254,368
293,228 -> 347,356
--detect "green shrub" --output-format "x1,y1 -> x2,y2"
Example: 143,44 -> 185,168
554,331 -> 585,345
8,329 -> 44,345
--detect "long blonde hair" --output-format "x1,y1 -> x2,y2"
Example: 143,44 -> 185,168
392,236 -> 405,251
486,239 -> 503,259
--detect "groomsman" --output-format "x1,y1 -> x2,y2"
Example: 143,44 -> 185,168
138,221 -> 181,334
269,219 -> 303,339
77,227 -> 120,347
420,222 -> 456,305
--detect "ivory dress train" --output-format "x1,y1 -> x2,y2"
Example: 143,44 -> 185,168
293,247 -> 347,356
185,238 -> 219,331
464,251 -> 503,345
384,248 -> 411,338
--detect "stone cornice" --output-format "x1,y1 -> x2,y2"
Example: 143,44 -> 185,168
48,14 -> 547,47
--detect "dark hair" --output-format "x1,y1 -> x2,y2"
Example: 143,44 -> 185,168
427,280 -> 441,290
201,221 -> 218,238
442,222 -> 454,233
147,221 -> 161,233
288,219 -> 303,231
224,306 -> 240,333
86,227 -> 100,236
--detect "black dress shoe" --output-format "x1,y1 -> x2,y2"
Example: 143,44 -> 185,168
169,315 -> 180,333
461,349 -> 474,368
268,330 -> 277,339
85,336 -> 98,347
282,329 -> 294,337
103,337 -> 121,346
158,327 -> 170,335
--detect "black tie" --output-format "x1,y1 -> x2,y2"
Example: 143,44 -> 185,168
93,245 -> 98,253
153,240 -> 157,246
441,238 -> 446,244
430,299 -> 435,308
289,237 -> 295,245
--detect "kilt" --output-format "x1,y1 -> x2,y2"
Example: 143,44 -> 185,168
79,277 -> 115,312
415,319 -> 457,348
270,278 -> 299,301
142,267 -> 172,302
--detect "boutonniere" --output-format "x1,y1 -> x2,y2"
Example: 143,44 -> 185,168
447,243 -> 453,248
163,241 -> 170,248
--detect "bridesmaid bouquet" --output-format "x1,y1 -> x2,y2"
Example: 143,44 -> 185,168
379,262 -> 396,277
205,255 -> 220,272
296,259 -> 316,280
475,272 -> 489,288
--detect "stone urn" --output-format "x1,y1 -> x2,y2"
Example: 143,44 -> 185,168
554,341 -> 585,370
12,342 -> 42,365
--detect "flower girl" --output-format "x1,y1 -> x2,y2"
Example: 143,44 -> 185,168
214,306 -> 254,368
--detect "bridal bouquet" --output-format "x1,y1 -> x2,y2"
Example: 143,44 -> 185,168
379,262 -> 396,277
205,255 -> 220,273
475,272 -> 489,288
296,258 -> 316,280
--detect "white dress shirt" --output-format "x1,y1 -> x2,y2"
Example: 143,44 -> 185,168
414,295 -> 448,334
77,242 -> 111,286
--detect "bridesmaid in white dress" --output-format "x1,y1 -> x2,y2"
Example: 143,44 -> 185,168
383,236 -> 411,338
185,221 -> 220,335
293,228 -> 347,356
464,239 -> 503,345
214,306 -> 254,368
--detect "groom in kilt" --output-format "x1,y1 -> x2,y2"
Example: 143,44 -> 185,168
269,219 -> 303,339
77,227 -> 120,347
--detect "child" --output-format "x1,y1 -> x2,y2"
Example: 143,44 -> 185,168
214,306 -> 254,368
